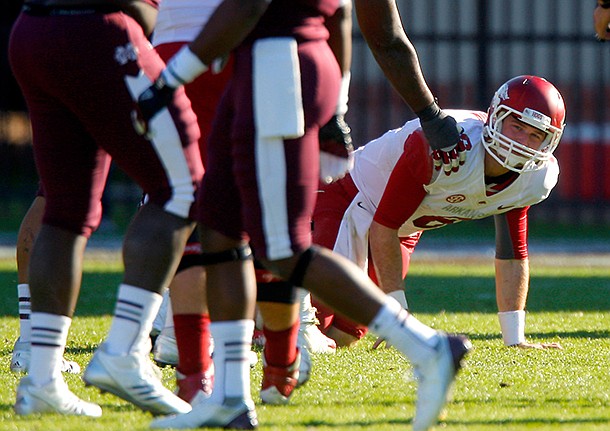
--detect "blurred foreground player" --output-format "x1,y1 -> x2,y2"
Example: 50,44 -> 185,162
133,0 -> 472,430
10,0 -> 203,417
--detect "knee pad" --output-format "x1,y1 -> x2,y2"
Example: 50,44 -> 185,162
256,280 -> 297,304
200,244 -> 253,266
176,253 -> 203,273
288,246 -> 319,286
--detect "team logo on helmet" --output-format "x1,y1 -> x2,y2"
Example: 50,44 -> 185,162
495,83 -> 510,103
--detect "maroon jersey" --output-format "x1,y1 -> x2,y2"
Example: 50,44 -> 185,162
198,0 -> 341,259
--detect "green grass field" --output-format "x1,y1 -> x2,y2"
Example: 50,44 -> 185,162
1,251 -> 610,431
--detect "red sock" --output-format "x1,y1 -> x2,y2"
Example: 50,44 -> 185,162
174,314 -> 212,375
263,322 -> 299,367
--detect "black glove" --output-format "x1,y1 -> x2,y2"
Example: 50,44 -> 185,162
319,115 -> 354,183
319,114 -> 354,157
132,75 -> 176,137
417,100 -> 467,175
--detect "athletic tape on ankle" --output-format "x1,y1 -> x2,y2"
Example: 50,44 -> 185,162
498,310 -> 525,346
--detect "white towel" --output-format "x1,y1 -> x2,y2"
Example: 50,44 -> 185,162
253,38 -> 304,139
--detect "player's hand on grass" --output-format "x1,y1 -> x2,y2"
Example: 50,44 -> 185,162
372,337 -> 392,350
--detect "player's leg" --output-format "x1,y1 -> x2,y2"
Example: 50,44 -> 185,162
10,112 -> 108,417
256,260 -> 335,356
166,242 -> 214,403
252,40 -> 470,431
10,13 -> 111,415
11,193 -> 82,375
75,13 -> 201,416
152,38 -> 341,428
322,232 -> 421,349
150,42 -> 233,403
150,56 -> 258,429
10,195 -> 43,373
270,245 -> 471,431
256,274 -> 311,405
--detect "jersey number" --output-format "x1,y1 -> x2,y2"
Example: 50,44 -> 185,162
413,215 -> 470,229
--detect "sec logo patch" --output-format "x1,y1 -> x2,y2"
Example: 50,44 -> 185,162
446,194 -> 466,203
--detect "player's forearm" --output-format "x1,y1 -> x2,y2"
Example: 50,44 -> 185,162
495,258 -> 529,346
369,222 -> 404,294
156,0 -> 269,90
188,0 -> 270,67
326,2 -> 353,76
353,0 -> 434,112
495,258 -> 529,311
113,0 -> 159,36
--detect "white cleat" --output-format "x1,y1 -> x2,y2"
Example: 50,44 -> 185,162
297,289 -> 336,354
14,376 -> 102,417
412,333 -> 471,431
10,338 -> 81,374
153,331 -> 179,368
259,347 -> 310,405
298,320 -> 337,354
83,343 -> 191,415
150,394 -> 257,429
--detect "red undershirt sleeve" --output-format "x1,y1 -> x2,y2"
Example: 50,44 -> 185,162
373,131 -> 433,230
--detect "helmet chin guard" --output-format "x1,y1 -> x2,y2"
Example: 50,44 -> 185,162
483,76 -> 566,173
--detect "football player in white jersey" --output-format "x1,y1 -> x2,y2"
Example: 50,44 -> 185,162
310,75 -> 567,350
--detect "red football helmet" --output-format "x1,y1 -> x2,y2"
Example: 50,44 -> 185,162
483,75 -> 566,173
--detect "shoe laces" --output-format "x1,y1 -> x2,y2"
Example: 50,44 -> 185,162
300,305 -> 319,326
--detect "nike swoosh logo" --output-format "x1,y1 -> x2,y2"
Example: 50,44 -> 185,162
497,204 -> 515,210
357,201 -> 366,210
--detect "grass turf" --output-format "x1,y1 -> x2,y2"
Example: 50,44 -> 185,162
0,253 -> 609,430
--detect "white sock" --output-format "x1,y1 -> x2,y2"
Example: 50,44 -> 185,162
163,295 -> 174,331
209,320 -> 254,403
17,284 -> 31,342
151,288 -> 170,337
370,297 -> 440,366
297,287 -> 316,324
29,312 -> 71,386
105,284 -> 163,355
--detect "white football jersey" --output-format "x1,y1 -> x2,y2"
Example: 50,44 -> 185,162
334,109 -> 559,265
152,0 -> 222,46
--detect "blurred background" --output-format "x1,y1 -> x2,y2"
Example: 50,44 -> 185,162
1,0 -> 609,237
